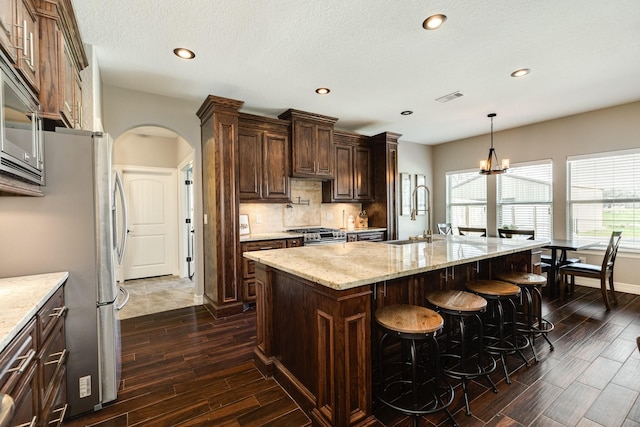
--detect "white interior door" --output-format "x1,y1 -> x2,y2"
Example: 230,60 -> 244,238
122,168 -> 178,280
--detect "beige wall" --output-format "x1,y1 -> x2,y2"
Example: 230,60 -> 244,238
114,133 -> 192,168
102,85 -> 204,297
430,101 -> 640,292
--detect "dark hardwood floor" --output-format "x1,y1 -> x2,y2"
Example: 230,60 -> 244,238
65,285 -> 640,427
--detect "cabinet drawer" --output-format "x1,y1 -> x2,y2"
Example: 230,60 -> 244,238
287,238 -> 303,248
0,319 -> 36,394
39,318 -> 66,411
243,278 -> 256,302
356,231 -> 385,242
41,365 -> 67,427
37,286 -> 66,346
241,240 -> 287,278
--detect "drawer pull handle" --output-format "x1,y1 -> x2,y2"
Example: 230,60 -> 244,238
49,306 -> 68,319
16,415 -> 37,427
49,403 -> 68,426
259,247 -> 274,250
44,349 -> 67,366
6,349 -> 36,374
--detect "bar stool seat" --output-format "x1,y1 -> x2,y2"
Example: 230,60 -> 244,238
465,280 -> 530,384
375,304 -> 457,427
496,272 -> 554,361
426,290 -> 498,416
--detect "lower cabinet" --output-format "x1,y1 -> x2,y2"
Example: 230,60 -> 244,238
241,238 -> 302,302
0,285 -> 67,427
347,231 -> 386,242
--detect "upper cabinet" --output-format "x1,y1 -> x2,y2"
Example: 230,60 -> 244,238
0,0 -> 39,93
238,114 -> 290,202
278,109 -> 337,179
16,0 -> 39,92
36,0 -> 88,129
322,131 -> 372,202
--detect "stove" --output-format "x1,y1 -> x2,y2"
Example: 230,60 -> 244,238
288,227 -> 347,245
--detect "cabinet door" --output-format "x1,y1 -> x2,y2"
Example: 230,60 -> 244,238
15,0 -> 39,92
74,73 -> 82,128
354,145 -> 372,200
0,0 -> 16,62
238,129 -> 263,200
315,124 -> 334,177
5,360 -> 38,427
291,120 -> 316,176
262,132 -> 289,200
60,35 -> 75,127
332,144 -> 354,200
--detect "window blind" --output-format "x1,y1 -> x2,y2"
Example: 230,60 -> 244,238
446,170 -> 487,228
567,149 -> 640,249
497,161 -> 553,240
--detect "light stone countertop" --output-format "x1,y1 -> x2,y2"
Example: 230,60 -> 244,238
0,272 -> 69,353
243,236 -> 548,290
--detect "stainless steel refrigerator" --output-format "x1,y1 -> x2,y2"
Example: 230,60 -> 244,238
0,128 -> 128,417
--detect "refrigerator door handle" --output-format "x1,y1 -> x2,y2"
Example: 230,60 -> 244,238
113,171 -> 128,265
116,286 -> 130,311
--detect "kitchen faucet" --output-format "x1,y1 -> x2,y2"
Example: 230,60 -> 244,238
410,184 -> 432,242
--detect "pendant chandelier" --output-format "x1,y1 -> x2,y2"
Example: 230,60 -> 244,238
479,113 -> 509,175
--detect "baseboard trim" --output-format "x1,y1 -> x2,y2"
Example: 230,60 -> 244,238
573,277 -> 640,296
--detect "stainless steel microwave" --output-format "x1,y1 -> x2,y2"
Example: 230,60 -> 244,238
0,55 -> 44,185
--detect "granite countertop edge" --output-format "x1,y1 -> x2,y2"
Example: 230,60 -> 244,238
244,238 -> 548,291
0,272 -> 69,354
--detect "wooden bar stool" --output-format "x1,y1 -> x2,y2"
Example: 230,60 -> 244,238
465,280 -> 530,384
426,290 -> 498,416
496,271 -> 554,361
375,304 -> 457,427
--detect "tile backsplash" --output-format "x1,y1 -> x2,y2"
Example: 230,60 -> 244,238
239,179 -> 363,234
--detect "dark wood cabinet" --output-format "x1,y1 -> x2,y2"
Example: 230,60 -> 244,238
15,0 -> 39,92
198,95 -> 245,318
0,0 -> 18,63
240,238 -> 301,302
347,231 -> 385,242
323,131 -> 372,202
362,132 -> 400,241
0,284 -> 66,427
36,0 -> 88,128
238,114 -> 290,202
278,109 -> 337,179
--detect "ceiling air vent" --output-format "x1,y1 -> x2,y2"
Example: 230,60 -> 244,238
435,91 -> 464,103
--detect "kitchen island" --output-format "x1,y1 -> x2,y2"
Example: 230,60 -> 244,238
244,236 -> 546,426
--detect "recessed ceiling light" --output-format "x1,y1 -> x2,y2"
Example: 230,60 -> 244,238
511,68 -> 530,78
315,87 -> 330,95
173,48 -> 195,60
400,110 -> 413,116
423,14 -> 447,30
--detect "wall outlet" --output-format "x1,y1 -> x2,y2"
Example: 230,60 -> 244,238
256,214 -> 262,224
79,375 -> 92,398
326,212 -> 334,221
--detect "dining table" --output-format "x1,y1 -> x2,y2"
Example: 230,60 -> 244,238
543,238 -> 600,297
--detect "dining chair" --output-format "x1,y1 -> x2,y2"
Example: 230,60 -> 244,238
437,223 -> 453,235
497,228 -> 535,240
558,231 -> 622,310
458,227 -> 487,237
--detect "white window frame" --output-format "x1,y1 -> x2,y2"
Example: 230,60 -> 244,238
496,159 -> 553,240
567,148 -> 640,251
446,168 -> 487,231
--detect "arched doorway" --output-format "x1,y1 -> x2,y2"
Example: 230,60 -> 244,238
113,125 -> 197,318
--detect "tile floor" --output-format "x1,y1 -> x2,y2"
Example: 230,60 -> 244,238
118,275 -> 196,319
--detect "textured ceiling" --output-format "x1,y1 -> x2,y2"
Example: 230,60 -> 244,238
71,0 -> 640,145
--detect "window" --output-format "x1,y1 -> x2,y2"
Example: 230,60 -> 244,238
446,170 -> 486,229
567,149 -> 640,250
497,160 -> 553,240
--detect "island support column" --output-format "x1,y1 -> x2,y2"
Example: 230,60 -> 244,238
254,264 -> 377,427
